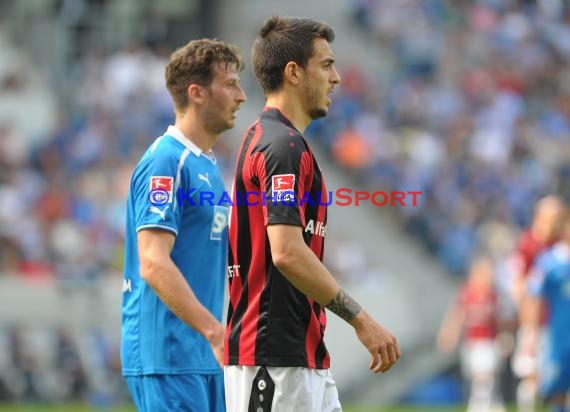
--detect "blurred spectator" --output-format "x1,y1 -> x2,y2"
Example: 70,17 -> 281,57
53,328 -> 88,401
5,325 -> 42,402
332,123 -> 375,170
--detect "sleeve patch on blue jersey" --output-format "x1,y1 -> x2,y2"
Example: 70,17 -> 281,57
149,176 -> 174,205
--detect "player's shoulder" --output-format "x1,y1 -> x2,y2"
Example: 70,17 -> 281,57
131,136 -> 190,181
547,243 -> 570,268
517,230 -> 537,250
254,127 -> 307,161
534,248 -> 552,269
152,134 -> 188,156
142,135 -> 193,166
534,244 -> 567,274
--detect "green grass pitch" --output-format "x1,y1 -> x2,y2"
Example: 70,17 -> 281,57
0,405 -> 548,412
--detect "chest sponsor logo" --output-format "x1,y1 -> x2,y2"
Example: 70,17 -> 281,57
210,205 -> 229,240
305,219 -> 326,237
227,264 -> 241,278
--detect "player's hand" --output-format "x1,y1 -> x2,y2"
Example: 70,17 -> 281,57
206,323 -> 225,368
350,310 -> 400,373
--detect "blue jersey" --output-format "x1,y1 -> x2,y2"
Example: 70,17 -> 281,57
528,243 -> 570,354
122,126 -> 229,376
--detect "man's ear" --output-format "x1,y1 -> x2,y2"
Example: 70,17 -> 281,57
284,62 -> 301,86
188,84 -> 205,105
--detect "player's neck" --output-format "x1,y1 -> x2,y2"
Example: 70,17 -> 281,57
174,113 -> 216,152
266,93 -> 311,133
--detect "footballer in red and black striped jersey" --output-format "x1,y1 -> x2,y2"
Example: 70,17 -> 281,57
225,106 -> 330,369
224,15 -> 399,412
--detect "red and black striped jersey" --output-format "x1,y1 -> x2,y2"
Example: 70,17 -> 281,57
224,107 -> 330,369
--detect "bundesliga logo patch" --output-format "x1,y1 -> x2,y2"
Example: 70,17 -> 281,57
149,176 -> 174,205
271,174 -> 295,202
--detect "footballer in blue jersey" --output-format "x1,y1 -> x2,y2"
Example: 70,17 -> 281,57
121,39 -> 246,412
122,126 -> 229,374
527,209 -> 570,412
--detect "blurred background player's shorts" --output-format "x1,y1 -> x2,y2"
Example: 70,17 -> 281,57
461,340 -> 500,378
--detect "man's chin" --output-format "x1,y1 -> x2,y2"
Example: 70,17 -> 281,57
309,107 -> 328,120
211,121 -> 235,135
224,117 -> 237,128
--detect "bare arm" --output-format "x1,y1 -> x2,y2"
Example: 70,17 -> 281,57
137,229 -> 225,367
267,224 -> 400,373
517,260 -> 548,357
518,289 -> 542,355
511,268 -> 527,309
519,288 -> 542,329
436,297 -> 464,353
267,224 -> 339,305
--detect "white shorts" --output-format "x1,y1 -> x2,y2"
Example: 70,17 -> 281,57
224,365 -> 342,412
461,340 -> 500,378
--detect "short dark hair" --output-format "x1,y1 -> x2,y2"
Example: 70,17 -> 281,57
165,39 -> 244,112
252,16 -> 335,95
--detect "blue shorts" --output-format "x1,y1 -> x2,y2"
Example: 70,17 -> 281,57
540,349 -> 570,399
125,373 -> 225,412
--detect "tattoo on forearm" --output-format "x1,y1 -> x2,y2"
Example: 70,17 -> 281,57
325,289 -> 362,322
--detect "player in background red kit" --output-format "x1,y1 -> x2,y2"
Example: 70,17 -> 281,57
438,256 -> 506,412
510,196 -> 565,412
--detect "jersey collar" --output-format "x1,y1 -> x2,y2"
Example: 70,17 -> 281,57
166,125 -> 203,158
263,107 -> 300,134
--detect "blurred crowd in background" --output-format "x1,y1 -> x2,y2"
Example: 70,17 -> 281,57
0,41 -> 174,282
1,0 -> 570,405
315,0 -> 570,277
4,0 -> 569,282
0,325 -> 125,405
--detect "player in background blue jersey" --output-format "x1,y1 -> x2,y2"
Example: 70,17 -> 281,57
121,39 -> 246,412
525,206 -> 570,412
